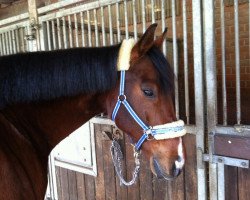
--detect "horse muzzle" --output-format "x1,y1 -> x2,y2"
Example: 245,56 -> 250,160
152,157 -> 183,180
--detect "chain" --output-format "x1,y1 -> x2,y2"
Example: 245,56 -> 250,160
110,140 -> 140,186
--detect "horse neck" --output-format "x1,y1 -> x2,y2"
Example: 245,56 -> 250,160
2,93 -> 107,155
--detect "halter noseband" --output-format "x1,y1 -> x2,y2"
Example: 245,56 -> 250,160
111,39 -> 186,151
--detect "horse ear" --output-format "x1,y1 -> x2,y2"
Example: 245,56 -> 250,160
130,23 -> 157,62
154,27 -> 168,50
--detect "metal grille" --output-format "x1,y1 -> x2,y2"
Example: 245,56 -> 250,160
0,26 -> 30,55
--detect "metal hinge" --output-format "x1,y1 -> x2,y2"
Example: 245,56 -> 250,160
203,154 -> 249,168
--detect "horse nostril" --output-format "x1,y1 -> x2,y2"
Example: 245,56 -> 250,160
172,163 -> 182,177
177,156 -> 182,162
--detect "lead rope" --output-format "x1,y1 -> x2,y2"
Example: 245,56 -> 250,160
110,140 -> 140,186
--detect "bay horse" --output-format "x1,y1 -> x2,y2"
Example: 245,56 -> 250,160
0,24 -> 186,199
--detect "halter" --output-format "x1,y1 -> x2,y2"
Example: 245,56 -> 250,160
111,70 -> 186,151
111,39 -> 186,151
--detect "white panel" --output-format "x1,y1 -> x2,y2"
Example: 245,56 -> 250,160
51,121 -> 96,176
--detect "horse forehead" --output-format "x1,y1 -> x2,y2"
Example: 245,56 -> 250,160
131,56 -> 159,78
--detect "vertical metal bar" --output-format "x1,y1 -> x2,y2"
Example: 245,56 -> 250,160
40,21 -> 48,50
51,20 -> 56,50
101,7 -> 106,46
47,153 -> 58,200
93,9 -> 99,47
108,5 -> 113,45
115,3 -> 121,43
151,0 -> 155,23
5,32 -> 10,55
39,21 -> 45,51
172,0 -> 179,119
15,29 -> 20,53
11,30 -> 16,54
21,28 -> 25,52
47,157 -> 53,199
74,13 -> 79,47
183,0 -> 190,124
192,0 -> 207,199
68,15 -> 73,48
25,26 -> 31,52
87,10 -> 92,47
28,0 -> 40,51
2,32 -> 7,55
46,21 -> 52,50
204,0 -> 218,200
161,0 -> 166,55
80,12 -> 86,47
8,31 -> 13,54
62,16 -> 68,49
124,0 -> 129,39
4,32 -> 8,54
132,0 -> 138,40
218,162 -> 225,200
234,0 -> 241,125
1,33 -> 4,55
141,0 -> 146,32
220,0 -> 227,125
7,31 -> 11,54
0,34 -> 3,55
6,31 -> 11,54
56,18 -> 62,49
29,25 -> 34,52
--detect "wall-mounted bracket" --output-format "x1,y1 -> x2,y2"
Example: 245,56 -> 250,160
203,154 -> 249,168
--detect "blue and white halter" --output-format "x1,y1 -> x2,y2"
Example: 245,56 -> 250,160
111,39 -> 186,151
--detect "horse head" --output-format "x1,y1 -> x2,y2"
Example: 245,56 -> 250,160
106,24 -> 186,180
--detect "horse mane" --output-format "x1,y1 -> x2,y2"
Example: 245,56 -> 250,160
0,44 -> 174,109
0,45 -> 120,109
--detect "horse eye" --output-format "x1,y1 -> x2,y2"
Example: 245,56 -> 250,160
143,89 -> 154,97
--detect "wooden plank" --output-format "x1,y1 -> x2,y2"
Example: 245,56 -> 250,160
67,170 -> 78,200
214,134 -> 250,160
103,138 -> 117,200
238,168 -> 250,200
84,174 -> 96,200
94,124 -> 106,200
139,154 -> 153,200
166,173 -> 185,200
224,166 -> 238,200
183,134 -> 197,200
59,167 -> 70,200
125,135 -> 140,200
76,172 -> 86,200
153,177 -> 168,200
115,137 -> 128,200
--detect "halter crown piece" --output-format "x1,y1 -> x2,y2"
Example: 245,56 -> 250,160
112,39 -> 187,151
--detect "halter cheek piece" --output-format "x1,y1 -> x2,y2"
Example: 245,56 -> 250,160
111,39 -> 186,151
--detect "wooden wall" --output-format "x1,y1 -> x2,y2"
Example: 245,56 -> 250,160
225,166 -> 250,200
56,124 -> 198,200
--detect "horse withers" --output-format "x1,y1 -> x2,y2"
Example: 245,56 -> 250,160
0,24 -> 186,199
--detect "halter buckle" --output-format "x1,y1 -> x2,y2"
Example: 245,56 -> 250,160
144,126 -> 154,140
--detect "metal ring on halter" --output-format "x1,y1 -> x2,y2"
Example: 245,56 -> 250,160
118,94 -> 126,101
